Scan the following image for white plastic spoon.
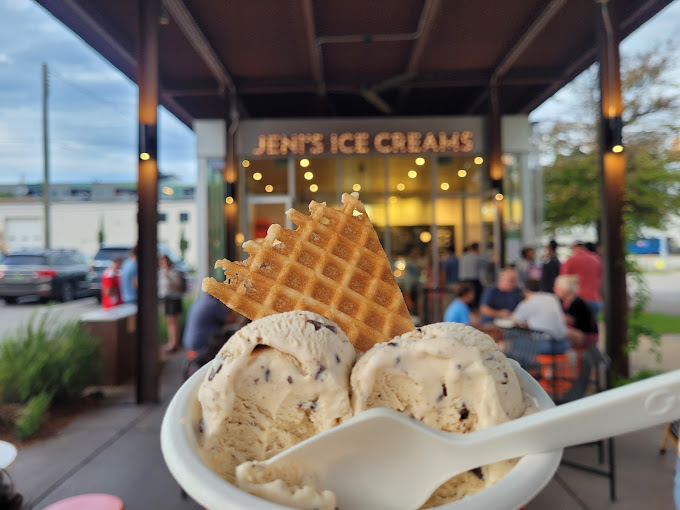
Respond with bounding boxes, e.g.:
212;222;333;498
264;369;680;510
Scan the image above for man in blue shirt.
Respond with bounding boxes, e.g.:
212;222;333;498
182;292;230;352
480;268;524;324
120;245;138;304
444;282;475;325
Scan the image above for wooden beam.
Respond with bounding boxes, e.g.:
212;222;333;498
468;0;567;113
398;0;442;110
596;0;628;377
519;49;595;113
136;0;160;404
301;0;326;98
162;0;234;93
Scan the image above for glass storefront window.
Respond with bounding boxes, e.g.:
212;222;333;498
502;154;522;227
294;158;337;210
437;155;483;193
244;158;288;195
207;159;226;280
340;156;386;233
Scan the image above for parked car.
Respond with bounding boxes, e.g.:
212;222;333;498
0;249;92;304
87;244;190;301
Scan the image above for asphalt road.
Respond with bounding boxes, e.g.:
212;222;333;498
0;296;100;341
643;272;680;315
0;272;676;341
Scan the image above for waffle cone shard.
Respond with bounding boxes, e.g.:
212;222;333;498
202;192;414;351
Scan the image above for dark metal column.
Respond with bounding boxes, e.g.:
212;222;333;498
224;93;239;261
488;84;506;268
596;0;628;377
136;0;160;403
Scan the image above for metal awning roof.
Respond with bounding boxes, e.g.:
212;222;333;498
36;0;670;125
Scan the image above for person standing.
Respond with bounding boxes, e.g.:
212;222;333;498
120;245;138;304
159;254;184;353
459;242;487;310
541;240;561;293
442;245;459;286
100;257;123;309
515;246;539;289
560;240;603;319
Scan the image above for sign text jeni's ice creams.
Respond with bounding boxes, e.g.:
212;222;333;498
251;130;474;156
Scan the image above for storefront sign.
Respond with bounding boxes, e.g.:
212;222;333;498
250;131;474;156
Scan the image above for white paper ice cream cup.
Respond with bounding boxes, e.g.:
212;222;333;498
161;362;562;510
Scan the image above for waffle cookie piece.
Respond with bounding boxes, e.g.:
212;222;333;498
202;193;414;351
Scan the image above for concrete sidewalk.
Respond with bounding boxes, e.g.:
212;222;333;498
8;354;202;510
7;353;678;510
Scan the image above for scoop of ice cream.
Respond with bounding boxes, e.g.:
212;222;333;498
236;459;336;510
196;311;356;483
350;322;531;506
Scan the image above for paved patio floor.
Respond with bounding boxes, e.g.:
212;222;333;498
7;353;678;510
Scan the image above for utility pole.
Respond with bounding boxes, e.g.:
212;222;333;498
42;63;51;249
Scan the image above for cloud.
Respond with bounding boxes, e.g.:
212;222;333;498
2;0;31;11
0;52;11;64
0;1;197;185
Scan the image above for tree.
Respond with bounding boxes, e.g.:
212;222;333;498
540;43;680;237
179;229;188;260
97;216;105;246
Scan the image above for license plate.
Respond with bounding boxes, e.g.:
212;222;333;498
11;274;25;281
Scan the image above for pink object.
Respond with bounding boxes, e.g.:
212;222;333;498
43;494;124;510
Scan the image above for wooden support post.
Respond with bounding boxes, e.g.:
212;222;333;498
596;0;628;377
136;0;160;403
488;84;506;268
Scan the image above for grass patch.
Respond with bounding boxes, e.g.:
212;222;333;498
642;313;680;335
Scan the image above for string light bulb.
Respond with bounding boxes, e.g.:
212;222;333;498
474;157;484;164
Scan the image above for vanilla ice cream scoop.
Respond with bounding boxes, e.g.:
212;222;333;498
196;311;356;484
350;322;532;507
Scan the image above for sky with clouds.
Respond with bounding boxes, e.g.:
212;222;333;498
0;0;679;185
0;0;195;184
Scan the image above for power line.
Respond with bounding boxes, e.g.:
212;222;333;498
48;68;135;121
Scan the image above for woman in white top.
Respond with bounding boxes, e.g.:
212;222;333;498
159;254;183;353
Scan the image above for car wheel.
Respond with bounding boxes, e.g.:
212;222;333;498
3;297;18;305
60;282;75;302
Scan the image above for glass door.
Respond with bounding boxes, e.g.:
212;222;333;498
246;195;293;241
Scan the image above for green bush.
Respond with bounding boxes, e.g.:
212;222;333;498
15;392;52;440
0;311;101;405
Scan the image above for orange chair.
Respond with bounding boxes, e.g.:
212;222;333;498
43;494;124;510
535;353;577;398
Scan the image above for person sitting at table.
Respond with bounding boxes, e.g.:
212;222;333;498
443;282;476;326
553;275;599;347
511;279;571;354
479;268;524;324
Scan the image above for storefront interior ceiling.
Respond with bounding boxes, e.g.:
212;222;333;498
37;0;671;124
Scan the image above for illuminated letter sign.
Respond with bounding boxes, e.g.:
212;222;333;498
251;131;474;156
